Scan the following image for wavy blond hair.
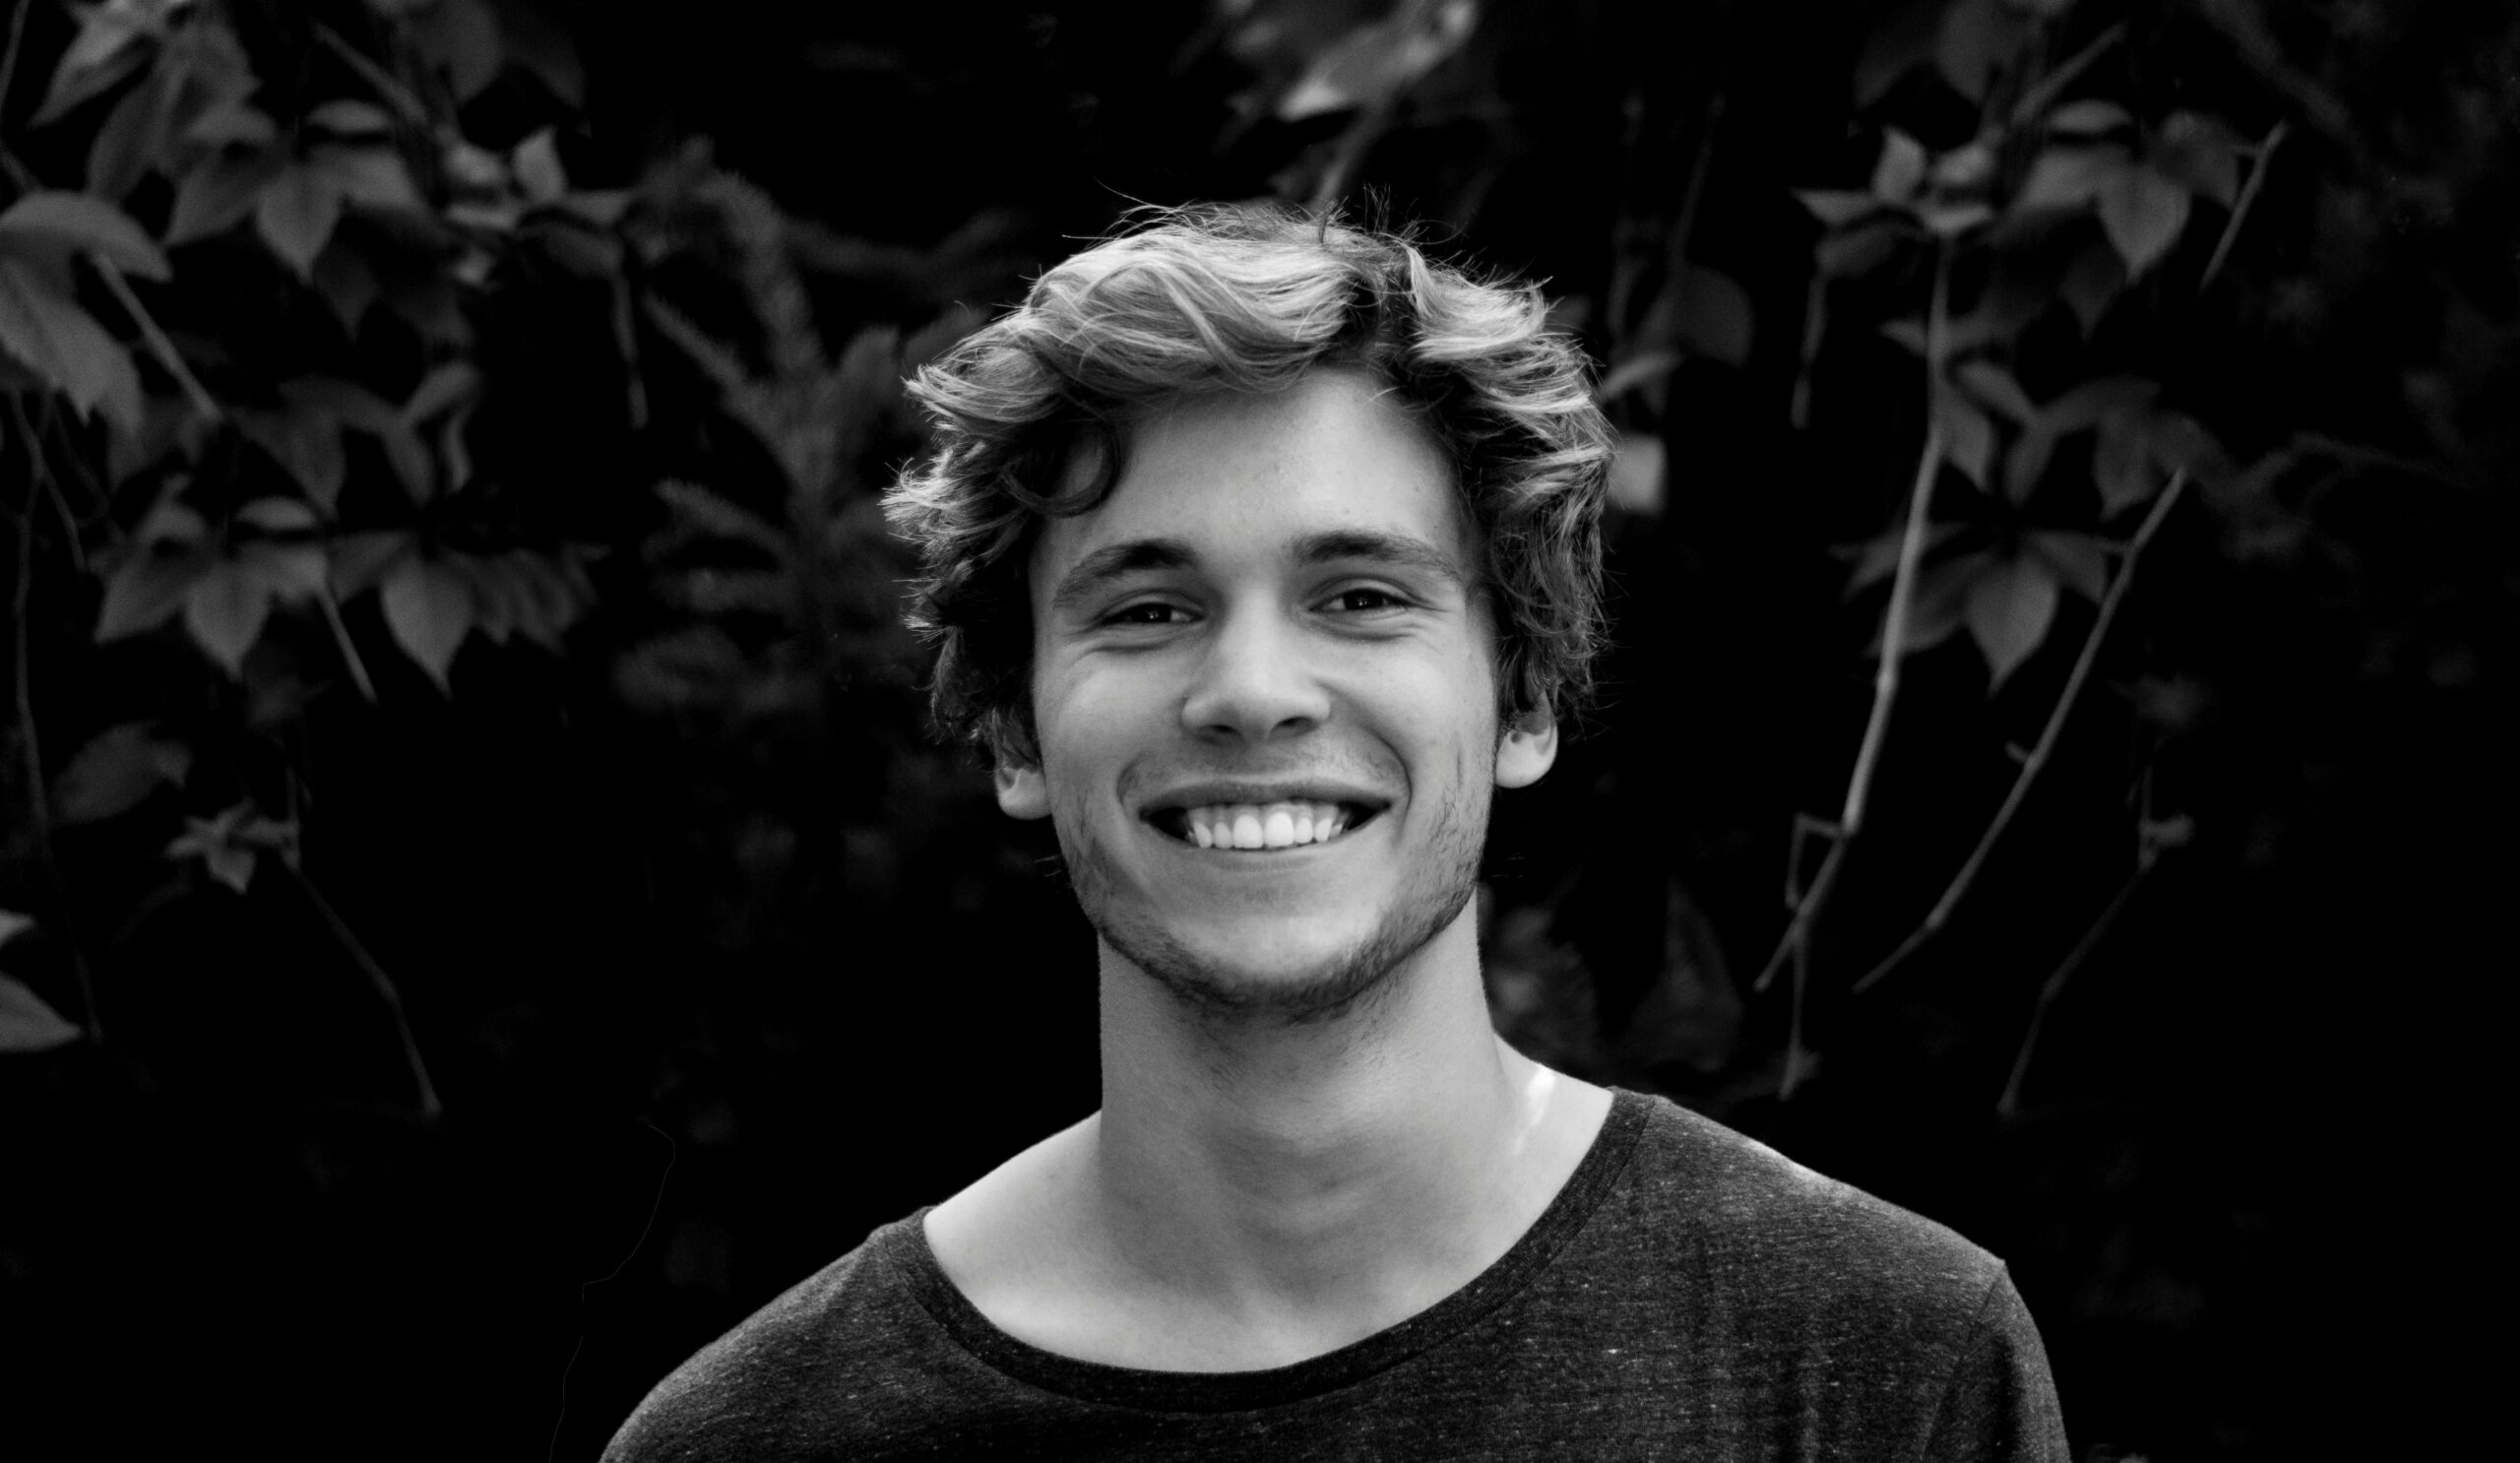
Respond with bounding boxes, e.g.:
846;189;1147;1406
884;204;1613;762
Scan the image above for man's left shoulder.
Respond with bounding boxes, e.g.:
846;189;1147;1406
1609;1093;2011;1334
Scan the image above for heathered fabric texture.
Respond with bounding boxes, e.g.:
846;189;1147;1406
604;1090;2067;1461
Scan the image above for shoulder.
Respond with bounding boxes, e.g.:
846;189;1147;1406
1607;1093;2009;1337
599;1217;939;1463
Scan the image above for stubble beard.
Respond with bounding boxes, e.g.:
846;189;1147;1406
1060;785;1490;1029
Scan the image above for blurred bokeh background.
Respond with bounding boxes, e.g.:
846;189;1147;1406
0;1;2506;1458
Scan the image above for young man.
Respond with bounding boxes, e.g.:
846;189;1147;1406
604;207;2068;1459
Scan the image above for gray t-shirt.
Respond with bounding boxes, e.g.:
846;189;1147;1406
603;1089;2067;1460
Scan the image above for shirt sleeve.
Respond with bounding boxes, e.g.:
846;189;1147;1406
1920;1268;2070;1463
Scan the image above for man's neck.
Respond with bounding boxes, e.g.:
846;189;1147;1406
1082;907;1606;1349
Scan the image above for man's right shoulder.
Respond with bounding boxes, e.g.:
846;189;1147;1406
599;1215;940;1463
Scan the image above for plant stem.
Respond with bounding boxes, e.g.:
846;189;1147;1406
1754;253;1951;994
285;859;441;1118
94;258;222;422
317;588;379;703
1998;859;2153;1115
312;21;430;125
1854;468;2190;994
2198;120;2289;291
2008;21;2128;127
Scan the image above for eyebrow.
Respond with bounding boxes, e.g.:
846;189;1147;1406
1046;529;1471;617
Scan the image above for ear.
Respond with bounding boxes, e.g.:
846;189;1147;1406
994;758;1052;820
1494;706;1559;790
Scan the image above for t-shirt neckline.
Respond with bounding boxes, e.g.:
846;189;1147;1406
886;1086;1653;1414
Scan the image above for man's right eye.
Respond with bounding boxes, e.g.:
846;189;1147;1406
1105;602;1188;626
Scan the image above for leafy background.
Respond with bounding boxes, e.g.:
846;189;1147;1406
0;1;2505;1458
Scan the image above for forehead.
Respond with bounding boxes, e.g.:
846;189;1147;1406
1031;369;1472;587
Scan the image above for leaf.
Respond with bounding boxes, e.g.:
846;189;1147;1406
311;241;380;332
165;805;268;894
0;192;173;281
1934;387;1994;488
2057;240;2124;335
2015;145;2128;214
1277;0;1477;120
329;531;415;598
166;150;285;244
237;407;346;512
1934;0;2030;103
2154;111;2240;207
2096;164;2191;278
236;497;320;533
404;361;480;422
1964;554;2060;691
239;541;330;603
183;557;277;676
307;98;395;137
0;976;84;1054
381;556;474;690
1892;548;1989;657
1596;349;1682;404
94;544;207;639
2003;422;2057;504
1839;520;1963;598
185;99;277;148
1795;190;1882;227
2093;411;2158;515
84;66;178;201
32;17;153;126
279;376;431;499
494;0;587;105
0;910;31;947
512;129;569;205
1608;431;1666;516
53;722;191;825
2048;99;2134;137
2028;531;2110;603
1815;218;1906;279
1870;130;1928;203
255;163;345;277
2042;375;2161;432
312;145;423;213
2145;411;2232;485
1667;265;1753;366
412;0;506;101
1918;201;1992;237
1956;360;2036;422
0;260;143;431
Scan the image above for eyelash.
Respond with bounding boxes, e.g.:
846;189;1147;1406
1100;587;1413;627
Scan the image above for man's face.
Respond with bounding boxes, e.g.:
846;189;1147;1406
1000;368;1557;1021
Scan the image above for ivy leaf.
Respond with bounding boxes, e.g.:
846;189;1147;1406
84;65;179;201
255;163;345;277
2015;145;2128;215
2094;411;2159;515
1964;553;2060;692
2028;531;2111;604
1933;387;1995;488
0;191;173;281
2003;422;2057;504
1277;0;1477;120
381;556;475;691
1639;263;1753;367
2042;375;2161;432
512;129;569;205
306;99;396;137
235;497;320;535
2057;240;2124;335
1607;431;1667;516
279;376;432;500
237;406;346;512
329;530;415;598
0;975;84;1054
32;9;156;125
1934;0;2030;104
1955;360;2036;422
164;802;294;894
1888;547;1990;658
2047;99;2134;138
185;99;277;148
2153;111;2240;207
1795;190;1883;227
1870;130;1928;203
410;0;507;102
163;149;277;244
2096;164;2191;278
1838;520;1963;598
53;721;192;825
1815;217;1906;279
182;556;278;677
95;541;208;640
311;241;381;332
1596;348;1681;405
313;144;424;213
0;260;142;431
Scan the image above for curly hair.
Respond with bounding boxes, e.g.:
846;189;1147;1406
884;203;1614;764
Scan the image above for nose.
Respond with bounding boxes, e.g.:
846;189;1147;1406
1179;605;1331;745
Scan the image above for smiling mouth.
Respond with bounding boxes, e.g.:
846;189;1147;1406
1147;800;1383;851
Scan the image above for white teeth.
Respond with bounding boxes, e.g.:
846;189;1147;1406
1174;800;1360;850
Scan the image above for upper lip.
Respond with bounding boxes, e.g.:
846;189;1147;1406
1136;780;1394;816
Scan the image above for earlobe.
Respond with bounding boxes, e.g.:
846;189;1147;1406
994;760;1052;820
1494;709;1559;790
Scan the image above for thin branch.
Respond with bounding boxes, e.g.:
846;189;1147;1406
284;860;441;1118
311;20;430;125
2188;0;2362;157
2008;21;2128;128
1781;935;1812;1100
1755;253;1951;994
1997;859;2153;1115
1854;468;2190;994
0;0;32;126
2198;120;2289;292
1789;272;1826;430
93;258;221;422
316;588;378;704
